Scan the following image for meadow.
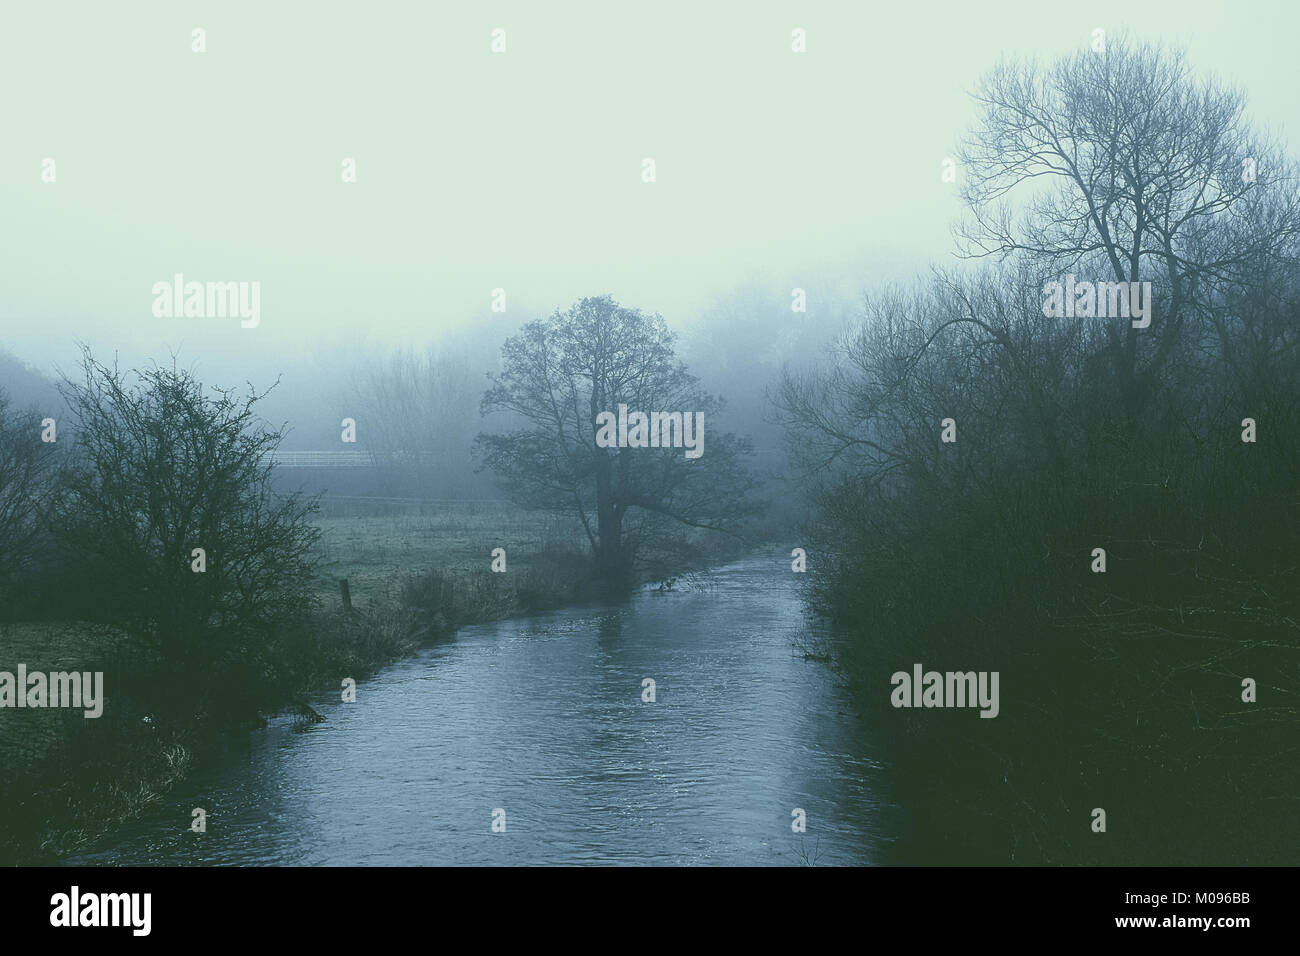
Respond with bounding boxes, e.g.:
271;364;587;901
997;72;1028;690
308;498;584;605
0;497;592;861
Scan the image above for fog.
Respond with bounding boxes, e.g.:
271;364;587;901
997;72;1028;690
3;3;1294;374
1;2;1297;471
4;0;1300;873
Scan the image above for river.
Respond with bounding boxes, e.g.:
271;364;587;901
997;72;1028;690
68;555;893;865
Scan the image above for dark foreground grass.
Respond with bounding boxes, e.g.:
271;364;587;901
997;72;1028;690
835;557;1300;865
0;501;728;863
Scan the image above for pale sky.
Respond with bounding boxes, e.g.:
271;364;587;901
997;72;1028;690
1;0;1296;385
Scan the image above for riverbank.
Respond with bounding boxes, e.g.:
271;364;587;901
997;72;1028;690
826;557;1300;865
0;500;747;864
67;555;874;866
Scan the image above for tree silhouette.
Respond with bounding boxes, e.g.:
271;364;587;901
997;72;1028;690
476;296;756;584
51;349;321;700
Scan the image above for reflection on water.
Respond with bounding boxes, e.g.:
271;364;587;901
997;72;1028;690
69;555;894;865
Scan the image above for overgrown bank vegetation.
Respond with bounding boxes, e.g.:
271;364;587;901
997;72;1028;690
0;502;604;863
779;38;1300;864
1;324;754;862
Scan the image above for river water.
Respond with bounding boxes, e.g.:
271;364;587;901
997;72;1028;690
69;555;893;865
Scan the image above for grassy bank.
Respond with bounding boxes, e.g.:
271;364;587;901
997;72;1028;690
1;499;726;863
824;535;1300;865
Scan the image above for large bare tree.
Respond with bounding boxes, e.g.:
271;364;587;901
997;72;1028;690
476;296;756;583
957;36;1300;420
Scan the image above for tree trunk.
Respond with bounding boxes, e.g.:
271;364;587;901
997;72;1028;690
593;457;629;586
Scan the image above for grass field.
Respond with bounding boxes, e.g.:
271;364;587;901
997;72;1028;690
0;495;742;860
309;498;587;605
0;499;585;776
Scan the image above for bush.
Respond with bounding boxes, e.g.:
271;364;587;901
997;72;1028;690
48;349;322;721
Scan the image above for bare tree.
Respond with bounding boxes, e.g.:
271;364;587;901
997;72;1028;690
0;390;59;598
52;349;321;672
773;37;1300;864
957;36;1300;419
347;344;485;497
476;296;757;583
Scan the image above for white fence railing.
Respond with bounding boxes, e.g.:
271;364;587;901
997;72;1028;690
267;450;377;468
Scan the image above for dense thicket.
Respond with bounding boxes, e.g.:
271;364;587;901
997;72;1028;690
778;39;1300;863
48;351;323;714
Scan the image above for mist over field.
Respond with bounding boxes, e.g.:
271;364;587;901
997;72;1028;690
1;1;1298;882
